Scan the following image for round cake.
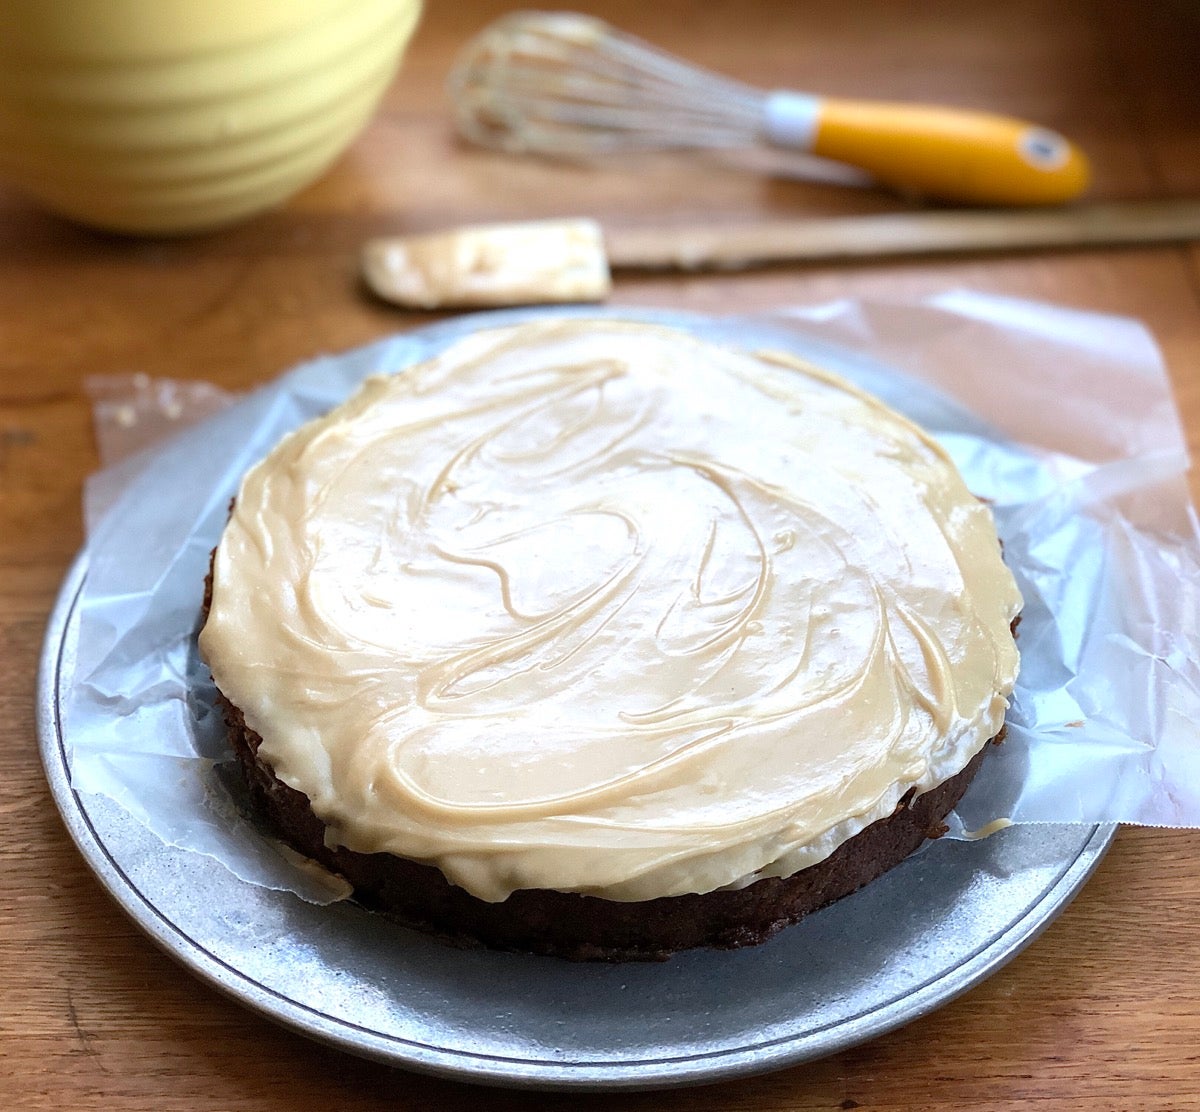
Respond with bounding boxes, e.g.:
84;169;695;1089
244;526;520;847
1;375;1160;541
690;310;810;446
198;319;1022;960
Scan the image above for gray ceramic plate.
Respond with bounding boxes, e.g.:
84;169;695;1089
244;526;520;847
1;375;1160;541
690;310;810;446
38;308;1115;1089
40;553;1113;1091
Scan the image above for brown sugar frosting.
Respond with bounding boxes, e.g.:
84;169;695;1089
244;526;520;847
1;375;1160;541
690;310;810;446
199;319;1021;903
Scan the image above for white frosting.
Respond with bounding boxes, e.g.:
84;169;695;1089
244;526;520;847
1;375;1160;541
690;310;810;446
361;219;611;309
200;320;1021;902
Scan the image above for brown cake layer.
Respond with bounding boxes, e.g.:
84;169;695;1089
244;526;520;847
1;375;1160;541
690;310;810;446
214;681;993;961
203;518;1011;962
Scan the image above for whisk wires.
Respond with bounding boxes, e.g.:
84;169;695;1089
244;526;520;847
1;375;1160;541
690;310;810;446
449;11;768;157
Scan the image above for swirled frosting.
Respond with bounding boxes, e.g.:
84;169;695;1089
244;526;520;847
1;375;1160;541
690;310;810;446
200;320;1021;903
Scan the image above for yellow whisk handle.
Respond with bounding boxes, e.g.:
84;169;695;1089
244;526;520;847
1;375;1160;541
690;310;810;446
764;92;1089;205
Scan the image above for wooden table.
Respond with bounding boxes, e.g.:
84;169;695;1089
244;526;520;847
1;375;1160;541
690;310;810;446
3;2;1198;1108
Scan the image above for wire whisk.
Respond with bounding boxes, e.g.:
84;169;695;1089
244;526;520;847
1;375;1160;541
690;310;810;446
449;11;1090;205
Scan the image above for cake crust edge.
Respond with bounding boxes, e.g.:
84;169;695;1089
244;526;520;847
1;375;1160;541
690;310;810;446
219;687;992;961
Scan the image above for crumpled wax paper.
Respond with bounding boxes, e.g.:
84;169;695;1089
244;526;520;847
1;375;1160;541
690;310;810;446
59;293;1200;902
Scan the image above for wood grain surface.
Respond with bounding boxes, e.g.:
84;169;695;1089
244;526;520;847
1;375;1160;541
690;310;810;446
2;2;1199;1109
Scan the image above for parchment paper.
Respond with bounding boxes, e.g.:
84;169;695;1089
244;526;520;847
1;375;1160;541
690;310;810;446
60;294;1200;902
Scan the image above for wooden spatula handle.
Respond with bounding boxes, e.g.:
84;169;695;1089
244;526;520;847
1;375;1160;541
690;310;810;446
603;200;1200;270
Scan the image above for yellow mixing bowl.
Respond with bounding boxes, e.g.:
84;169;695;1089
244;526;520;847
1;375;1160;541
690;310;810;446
0;0;422;234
